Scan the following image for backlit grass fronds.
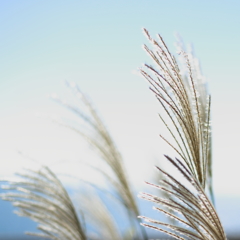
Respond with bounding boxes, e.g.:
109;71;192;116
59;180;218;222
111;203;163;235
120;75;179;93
176;40;213;201
51;82;147;240
140;29;212;195
1;166;86;240
139;156;227;240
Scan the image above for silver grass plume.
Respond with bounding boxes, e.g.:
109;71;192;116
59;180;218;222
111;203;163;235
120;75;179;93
51;82;147;240
175;38;213;203
140;28;212;197
1;166;86;240
138;29;226;239
138;156;226;240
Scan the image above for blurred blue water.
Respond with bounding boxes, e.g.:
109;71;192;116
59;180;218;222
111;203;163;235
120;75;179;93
0;198;38;238
0;187;239;238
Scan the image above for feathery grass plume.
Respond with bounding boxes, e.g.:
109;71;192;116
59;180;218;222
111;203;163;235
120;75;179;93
138;29;225;239
139;156;227;240
51;82;147;240
1;166;86;240
140;28;212;199
175;38;214;203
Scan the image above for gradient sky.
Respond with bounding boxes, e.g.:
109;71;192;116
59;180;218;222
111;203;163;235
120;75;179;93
1;0;240;200
1;0;240;236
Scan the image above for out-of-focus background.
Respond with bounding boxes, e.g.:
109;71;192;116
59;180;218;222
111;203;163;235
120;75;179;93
0;1;240;239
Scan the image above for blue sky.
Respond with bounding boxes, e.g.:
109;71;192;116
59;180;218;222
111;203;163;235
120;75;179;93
0;0;240;235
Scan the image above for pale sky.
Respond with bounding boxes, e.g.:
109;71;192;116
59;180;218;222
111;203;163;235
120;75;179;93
1;0;240;202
